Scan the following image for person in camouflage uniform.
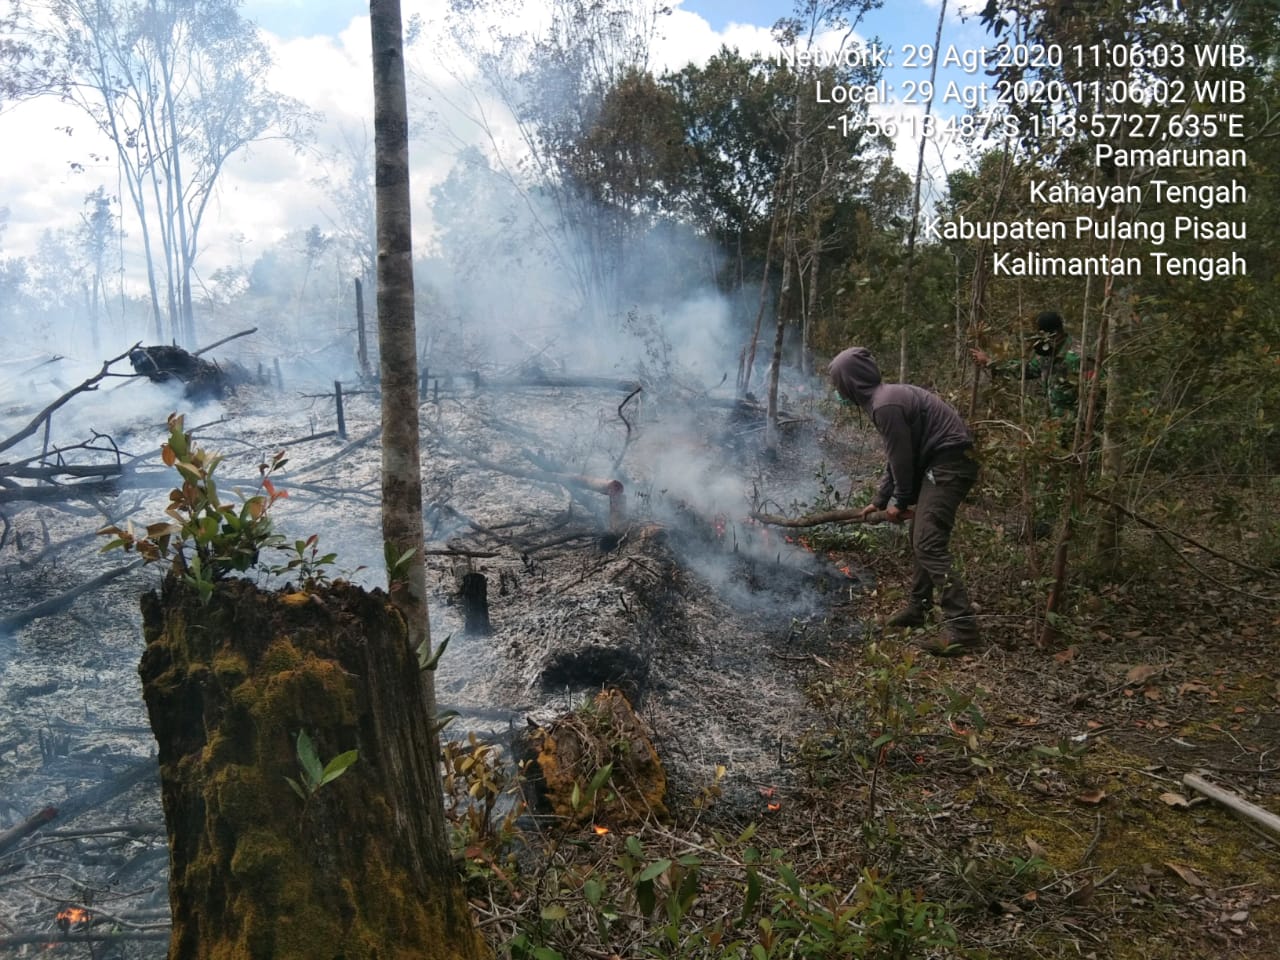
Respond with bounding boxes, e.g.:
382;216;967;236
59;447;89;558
972;311;1086;419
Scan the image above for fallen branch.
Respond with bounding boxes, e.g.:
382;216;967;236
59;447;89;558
1086;493;1278;580
750;509;892;528
1182;773;1280;836
0;806;57;856
0;560;142;633
0;345;139;456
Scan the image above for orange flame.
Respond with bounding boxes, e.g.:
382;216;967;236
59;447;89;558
766;802;782;813
56;907;91;931
593;825;610;835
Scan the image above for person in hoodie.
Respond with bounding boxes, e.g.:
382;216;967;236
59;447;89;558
828;346;981;655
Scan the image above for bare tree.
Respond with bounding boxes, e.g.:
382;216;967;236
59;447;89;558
37;0;314;343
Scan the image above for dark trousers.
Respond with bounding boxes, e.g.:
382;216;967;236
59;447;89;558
909;457;979;638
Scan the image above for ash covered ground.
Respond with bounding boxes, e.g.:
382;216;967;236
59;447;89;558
0;359;883;952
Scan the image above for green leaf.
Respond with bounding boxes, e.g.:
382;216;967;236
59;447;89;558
635;877;656;916
296;730;323;787
532;948;565;960
284;777;308;801
418;633;451;671
587;762;614;795
638;858;672;882
539;904;567;922
431;710;459;735
583;878;603;906
741;868;761;922
871;732;895;749
319;750;358;785
625;835;643;858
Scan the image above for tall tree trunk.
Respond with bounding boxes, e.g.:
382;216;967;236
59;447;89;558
764;210;794;457
740;185;781;398
370;0;488;953
899;0;946;381
1095;294;1131;574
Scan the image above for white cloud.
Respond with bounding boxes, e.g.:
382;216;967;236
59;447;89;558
0;0;951;313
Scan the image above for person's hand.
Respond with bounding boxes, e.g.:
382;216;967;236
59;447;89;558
885;503;913;523
856;503;878;520
970;348;991;367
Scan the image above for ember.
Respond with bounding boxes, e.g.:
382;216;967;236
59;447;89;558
55;907;91;932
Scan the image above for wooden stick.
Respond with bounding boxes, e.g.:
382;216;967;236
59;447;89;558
750;509;892;528
1182;773;1280;836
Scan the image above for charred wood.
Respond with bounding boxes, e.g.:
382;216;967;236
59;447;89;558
460;572;491;636
128;344;252;400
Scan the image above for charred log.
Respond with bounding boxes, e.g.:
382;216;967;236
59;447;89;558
139;576;484;960
127;345;250;400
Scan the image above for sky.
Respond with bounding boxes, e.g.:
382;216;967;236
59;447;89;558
0;0;995;311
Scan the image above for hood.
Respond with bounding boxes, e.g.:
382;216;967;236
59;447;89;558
828;347;882;407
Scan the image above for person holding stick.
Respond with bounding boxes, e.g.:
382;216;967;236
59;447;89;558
829;346;981;656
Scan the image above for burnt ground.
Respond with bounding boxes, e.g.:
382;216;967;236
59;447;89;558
1;374;1277;959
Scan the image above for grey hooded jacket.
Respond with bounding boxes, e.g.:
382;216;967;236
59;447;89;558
829;347;973;509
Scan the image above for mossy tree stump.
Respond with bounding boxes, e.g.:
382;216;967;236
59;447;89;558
139;576;489;960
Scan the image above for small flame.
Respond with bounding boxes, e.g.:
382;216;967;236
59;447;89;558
593;825;610;835
56;907;91;931
766;802;782;813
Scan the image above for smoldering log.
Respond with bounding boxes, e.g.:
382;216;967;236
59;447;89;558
751;508;892;528
128;345;240;400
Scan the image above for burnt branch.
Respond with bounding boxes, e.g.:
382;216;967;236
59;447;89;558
0;344;139;457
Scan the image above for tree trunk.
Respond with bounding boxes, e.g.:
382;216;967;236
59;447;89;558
139;577;487;960
764;210;794;457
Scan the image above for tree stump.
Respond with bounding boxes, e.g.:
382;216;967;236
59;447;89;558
139;576;488;960
459;572;491;637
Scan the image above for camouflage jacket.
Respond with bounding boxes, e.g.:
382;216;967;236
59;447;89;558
990;340;1085;418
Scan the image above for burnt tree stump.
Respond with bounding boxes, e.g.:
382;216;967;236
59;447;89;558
459;572;491;637
139;576;486;960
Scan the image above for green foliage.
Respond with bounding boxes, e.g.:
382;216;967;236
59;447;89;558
384;540;416;592
441;731;527;889
269;533;338;590
99;413;290;603
504;828;962;959
284;729;358;802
